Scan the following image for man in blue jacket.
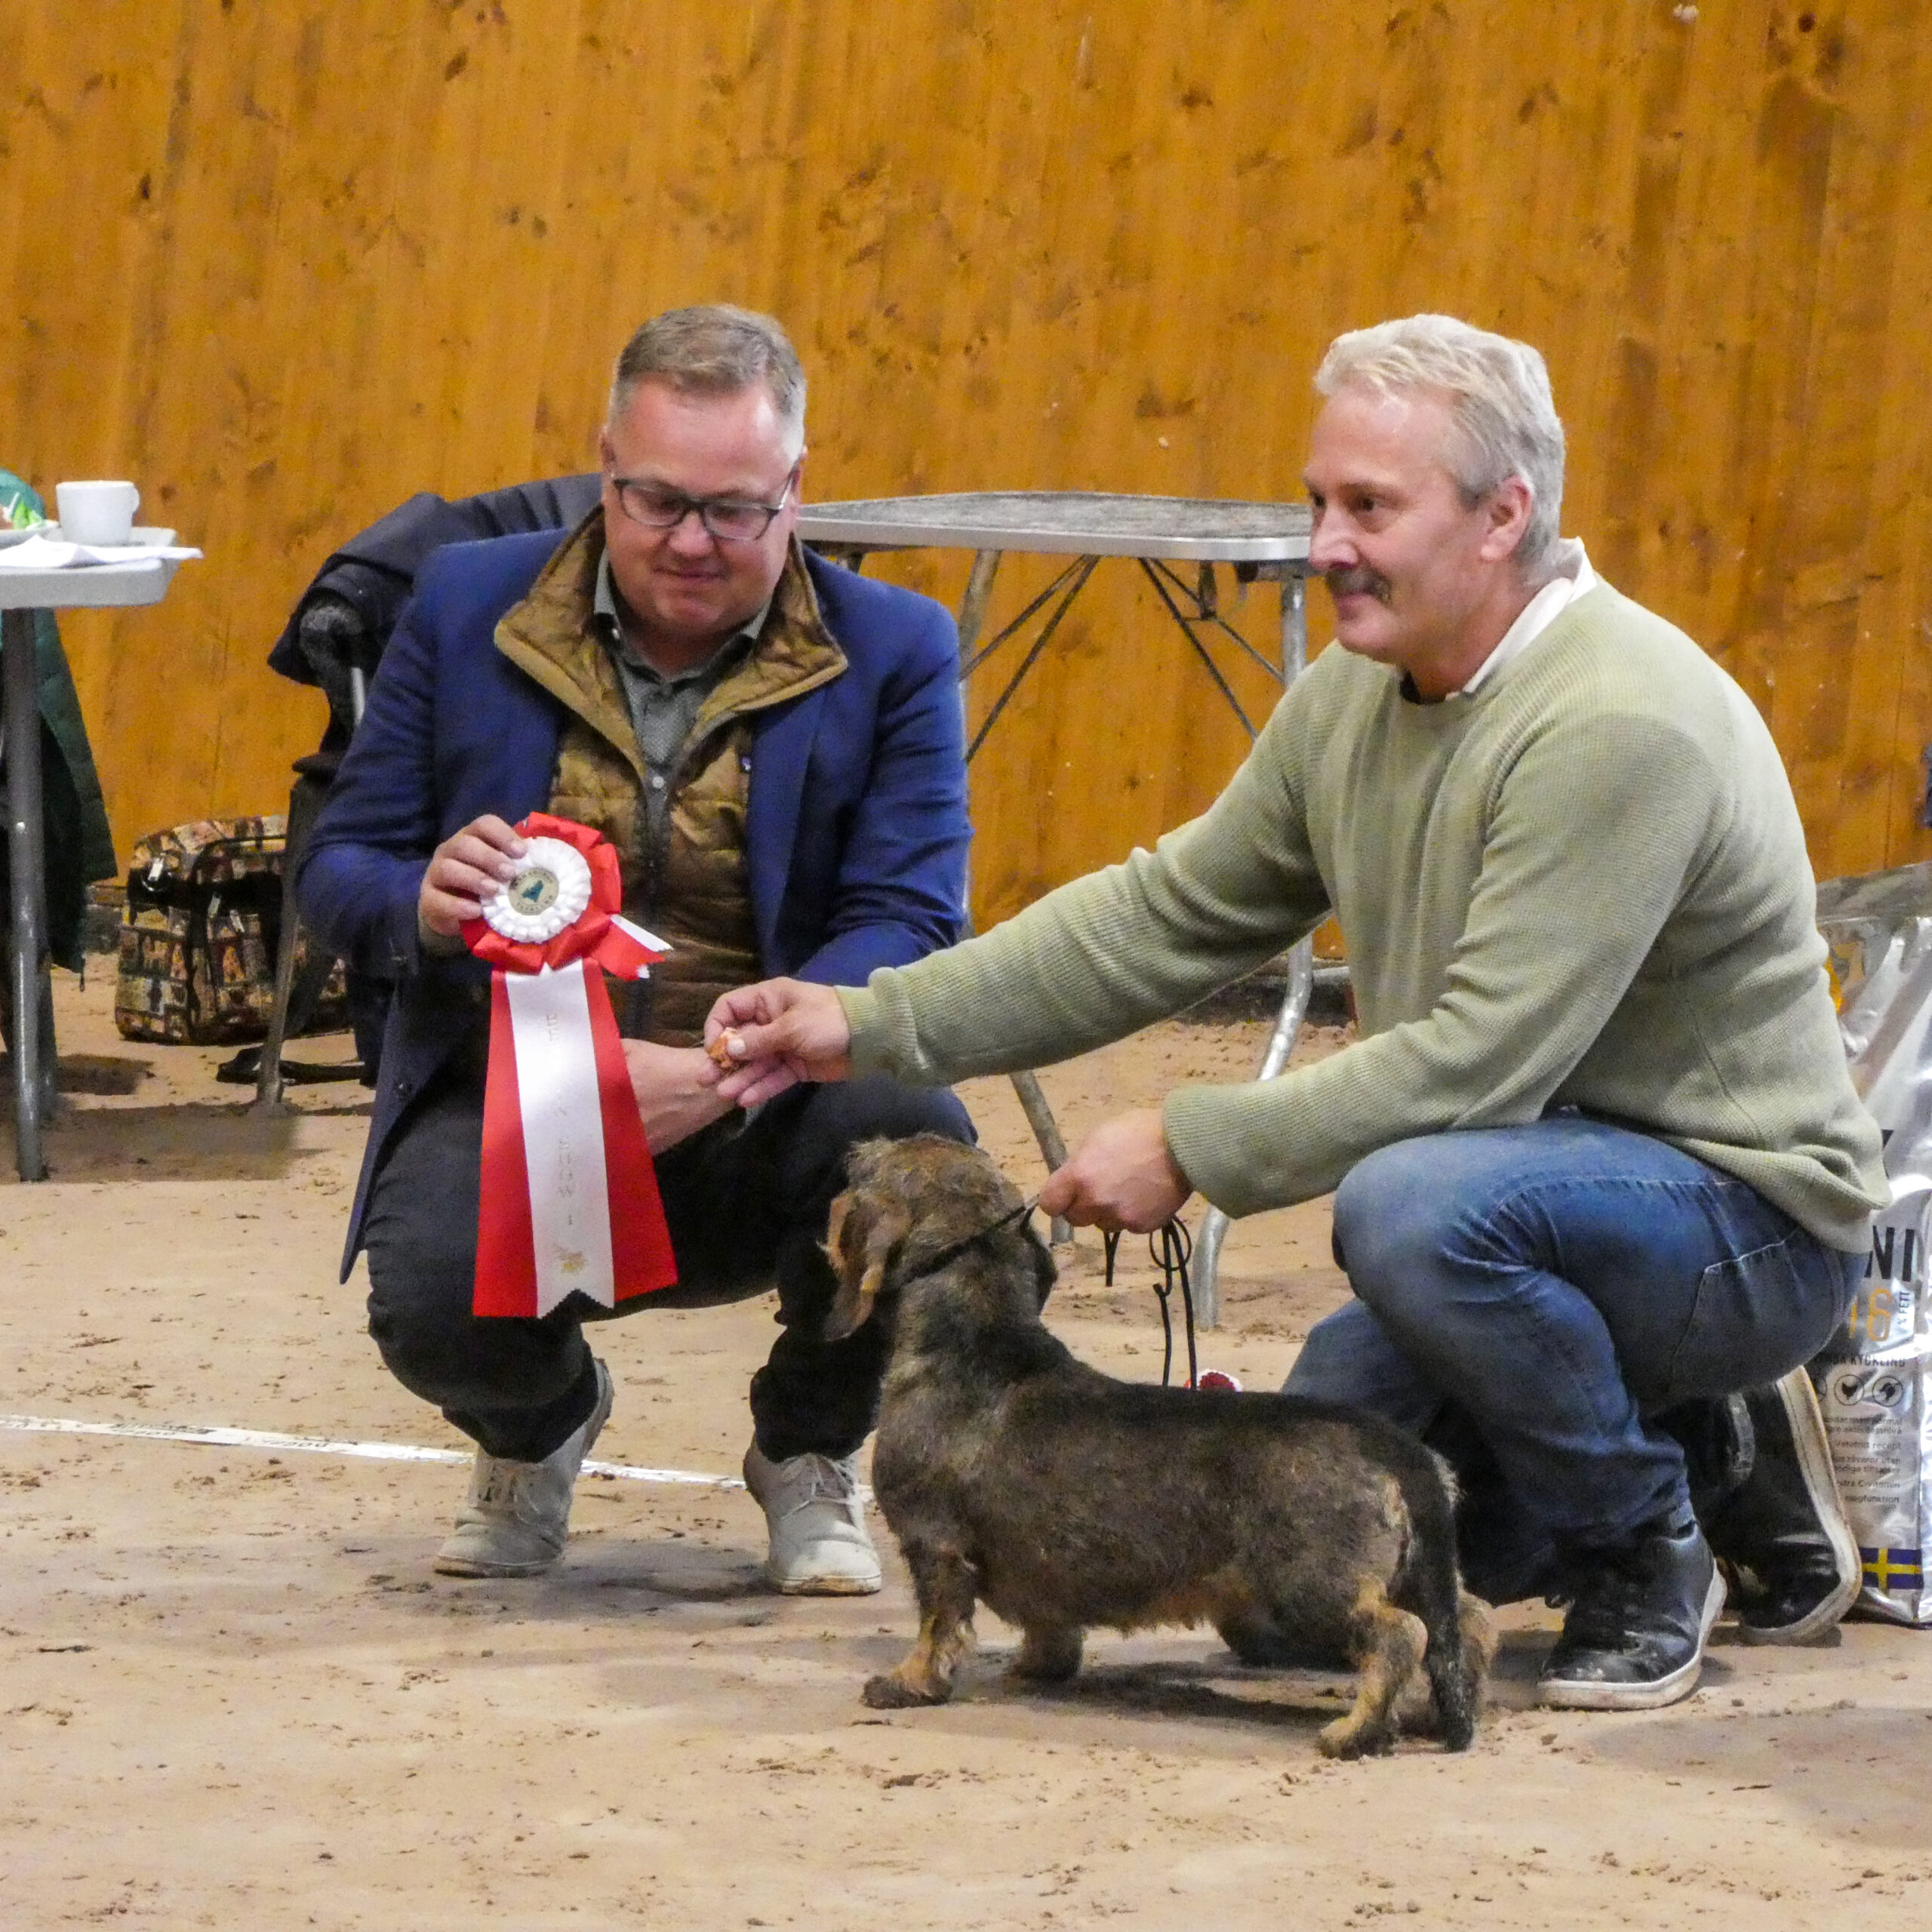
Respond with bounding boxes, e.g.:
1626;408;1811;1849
300;306;973;1591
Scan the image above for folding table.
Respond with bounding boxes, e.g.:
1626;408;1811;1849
796;491;1315;1324
1;537;195;1180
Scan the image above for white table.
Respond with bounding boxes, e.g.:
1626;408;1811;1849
1;539;192;1180
795;492;1315;1324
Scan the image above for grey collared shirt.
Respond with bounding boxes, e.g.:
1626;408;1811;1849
592;550;771;851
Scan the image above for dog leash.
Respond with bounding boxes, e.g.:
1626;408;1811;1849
883;1193;1041;1293
1103;1219;1221;1389
896;1197;1234;1393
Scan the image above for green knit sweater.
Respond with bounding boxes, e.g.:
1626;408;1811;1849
843;583;1887;1252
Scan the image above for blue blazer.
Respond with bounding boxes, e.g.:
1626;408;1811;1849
299;533;971;1269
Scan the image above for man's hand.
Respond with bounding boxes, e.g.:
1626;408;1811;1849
1038;1109;1193;1232
419;815;526;938
704;979;854;1106
622;1041;731;1155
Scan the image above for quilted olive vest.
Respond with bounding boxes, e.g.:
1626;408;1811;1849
491;515;845;1044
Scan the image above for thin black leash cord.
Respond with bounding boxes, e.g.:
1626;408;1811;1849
884;1194;1039;1293
1103;1220;1197;1388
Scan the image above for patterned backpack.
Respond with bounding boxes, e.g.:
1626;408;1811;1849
113;816;346;1045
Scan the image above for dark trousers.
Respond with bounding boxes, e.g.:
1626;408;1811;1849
363;1057;974;1463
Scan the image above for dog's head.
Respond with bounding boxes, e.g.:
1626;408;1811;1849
821;1135;1054;1341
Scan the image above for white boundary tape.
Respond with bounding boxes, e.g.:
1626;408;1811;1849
0;1413;744;1491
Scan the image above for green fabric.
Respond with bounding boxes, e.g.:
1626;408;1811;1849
1;469;119;968
843;580;1888;1252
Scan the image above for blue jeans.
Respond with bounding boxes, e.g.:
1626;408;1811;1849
1283;1118;1862;1602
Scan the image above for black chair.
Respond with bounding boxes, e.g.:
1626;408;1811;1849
245;475;601;1108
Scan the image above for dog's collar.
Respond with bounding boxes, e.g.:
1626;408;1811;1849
886;1195;1038;1292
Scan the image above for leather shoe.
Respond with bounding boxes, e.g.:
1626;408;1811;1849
1538;1518;1724;1710
1700;1370;1860;1644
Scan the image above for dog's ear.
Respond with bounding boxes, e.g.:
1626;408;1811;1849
820;1189;913;1342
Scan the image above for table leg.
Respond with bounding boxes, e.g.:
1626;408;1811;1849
2;606;51;1180
1010;1069;1073;1246
1279;568;1307;680
949;548;1075;1244
1134;558;1265;740
955;548;1001;659
1193;571;1312;1327
1191;943;1313;1330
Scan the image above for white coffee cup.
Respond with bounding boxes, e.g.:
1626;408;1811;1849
56;479;140;546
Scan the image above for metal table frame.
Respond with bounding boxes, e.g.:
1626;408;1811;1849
1;542;192;1180
795;492;1314;1325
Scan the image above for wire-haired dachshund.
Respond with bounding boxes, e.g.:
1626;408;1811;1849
823;1135;1493;1758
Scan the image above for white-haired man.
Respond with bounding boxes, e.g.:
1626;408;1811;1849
706;315;1886;1711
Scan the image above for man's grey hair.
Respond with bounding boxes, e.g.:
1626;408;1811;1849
608;304;807;464
1315;315;1566;579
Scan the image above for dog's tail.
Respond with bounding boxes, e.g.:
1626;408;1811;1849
1388;1441;1485;1752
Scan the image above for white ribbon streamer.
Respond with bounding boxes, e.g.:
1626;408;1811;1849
608;912;671;970
503;964;616;1314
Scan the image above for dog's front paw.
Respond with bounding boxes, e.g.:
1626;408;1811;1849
1316;1714;1398;1761
863;1671;950;1709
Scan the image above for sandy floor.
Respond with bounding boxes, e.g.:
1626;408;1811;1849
3;970;1930;1930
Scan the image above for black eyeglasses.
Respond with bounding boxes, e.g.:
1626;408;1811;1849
607;472;795;543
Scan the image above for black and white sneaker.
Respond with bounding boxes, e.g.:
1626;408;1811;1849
1537;1518;1725;1711
1703;1369;1861;1644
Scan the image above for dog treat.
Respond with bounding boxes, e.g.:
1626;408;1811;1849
706;1027;746;1071
1816;866;1932;1625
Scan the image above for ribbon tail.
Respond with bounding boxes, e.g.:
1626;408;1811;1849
594;913;672;981
474;971;540;1317
502;963;620;1316
582;970;679;1302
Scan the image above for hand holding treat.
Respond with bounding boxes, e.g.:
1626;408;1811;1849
704;980;854;1106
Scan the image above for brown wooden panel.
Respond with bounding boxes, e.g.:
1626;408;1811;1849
2;0;1927;925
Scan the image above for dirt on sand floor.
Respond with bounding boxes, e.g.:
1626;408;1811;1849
2;969;1929;1930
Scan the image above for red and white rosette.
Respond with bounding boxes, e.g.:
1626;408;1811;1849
460;812;679;1318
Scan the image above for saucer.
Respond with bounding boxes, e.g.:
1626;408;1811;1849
25;523;178;549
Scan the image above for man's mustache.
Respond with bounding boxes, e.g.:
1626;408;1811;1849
1325;565;1392;602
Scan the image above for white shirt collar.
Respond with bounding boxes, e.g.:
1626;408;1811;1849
1451;538;1597;697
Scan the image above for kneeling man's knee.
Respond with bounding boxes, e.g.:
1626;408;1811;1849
1331;1139;1466;1315
366;1278;477;1408
812;1075;974;1153
367;1269;578;1417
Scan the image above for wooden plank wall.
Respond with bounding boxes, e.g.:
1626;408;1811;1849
3;1;1927;926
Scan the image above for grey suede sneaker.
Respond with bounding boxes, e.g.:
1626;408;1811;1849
434;1361;614;1577
743;1441;882;1595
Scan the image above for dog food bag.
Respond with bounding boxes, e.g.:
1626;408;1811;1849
1814;860;1932;1624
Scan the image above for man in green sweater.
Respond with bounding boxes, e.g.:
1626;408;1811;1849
704;315;1887;1712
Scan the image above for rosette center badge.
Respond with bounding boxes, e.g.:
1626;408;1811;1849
483;836;595;946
